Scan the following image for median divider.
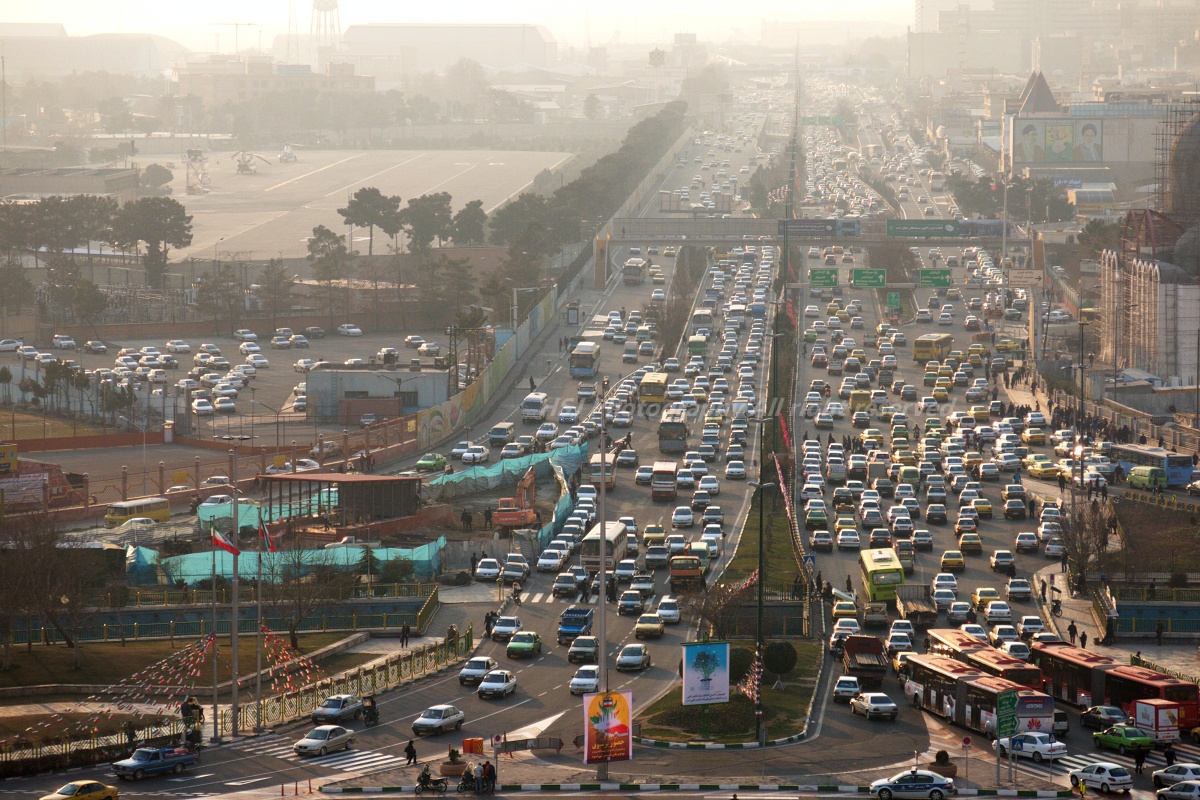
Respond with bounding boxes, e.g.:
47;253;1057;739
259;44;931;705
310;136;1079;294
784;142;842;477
320;784;1074;795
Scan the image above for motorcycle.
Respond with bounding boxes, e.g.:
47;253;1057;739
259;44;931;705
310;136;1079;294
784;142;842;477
416;774;448;794
456;774;494;794
362;694;379;727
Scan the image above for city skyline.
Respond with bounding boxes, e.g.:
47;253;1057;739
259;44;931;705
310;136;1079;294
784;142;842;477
4;0;912;52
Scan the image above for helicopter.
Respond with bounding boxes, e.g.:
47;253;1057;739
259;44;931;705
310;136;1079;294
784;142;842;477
279;143;299;163
231;151;273;175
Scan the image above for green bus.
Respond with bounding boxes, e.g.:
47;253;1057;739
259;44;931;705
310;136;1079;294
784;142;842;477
859;548;906;602
687;335;708;357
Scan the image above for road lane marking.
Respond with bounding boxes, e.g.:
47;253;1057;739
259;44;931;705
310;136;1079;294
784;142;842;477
264;154;364;192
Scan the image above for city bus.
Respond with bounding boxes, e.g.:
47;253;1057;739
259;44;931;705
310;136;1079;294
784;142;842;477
521;392;549;422
925;628;990;660
1104;665;1200;728
651;461;679;500
622;257;647;285
580;521;629;573
905;655;1054;736
930;171;946;191
658;408;690;454
964;648;1044;690
104;497;171;528
912;333;953;363
588;452;616;491
1110;444;1194;488
858;548;906;602
638;372;669;405
1029;643;1119;707
687;335;708;357
690;309;714;335
569;341;602;378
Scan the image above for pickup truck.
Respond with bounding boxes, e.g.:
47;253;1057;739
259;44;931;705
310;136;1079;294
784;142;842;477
862;602;890;629
895;584;939;628
112;747;197;780
577;383;597;403
557;606;594;644
841;635;889;690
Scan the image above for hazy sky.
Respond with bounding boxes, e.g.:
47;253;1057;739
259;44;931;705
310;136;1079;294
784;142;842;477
7;0;910;51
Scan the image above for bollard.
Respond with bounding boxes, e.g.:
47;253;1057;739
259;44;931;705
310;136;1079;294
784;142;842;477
281;784;285;796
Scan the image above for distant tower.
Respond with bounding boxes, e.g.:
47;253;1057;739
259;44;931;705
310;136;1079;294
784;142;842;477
311;0;341;48
286;0;300;60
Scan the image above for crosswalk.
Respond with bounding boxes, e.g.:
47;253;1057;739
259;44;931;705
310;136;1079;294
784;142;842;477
235;733;404;774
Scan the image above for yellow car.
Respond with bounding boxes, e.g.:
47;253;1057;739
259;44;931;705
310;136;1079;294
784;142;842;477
932;387;950;403
958;533;984;554
968;343;987;356
705;408;725;424
970;406;991;423
940;549;966;571
967;354;984;369
938;365;954;378
836;309;851;323
996;338;1022;352
826;302;841;315
851;349;867;361
1022;428;1046;445
894;450;917;466
40;782;119;800
691;387;709;404
948;350;965;362
643;524;666;547
971;498;993;518
964;452;983;470
935;377;953;390
1029;461;1062;479
861;428;883;445
947;288;962;299
634;613;666;639
971;587;1001;611
833;601;859;619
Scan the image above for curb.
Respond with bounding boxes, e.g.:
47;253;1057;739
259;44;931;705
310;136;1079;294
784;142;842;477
320;785;1073;796
631;732;807;749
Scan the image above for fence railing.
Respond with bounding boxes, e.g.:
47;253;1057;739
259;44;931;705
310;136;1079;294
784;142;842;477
1113;586;1200;603
217;624;472;736
1132;653;1200;685
14;586;438;645
101;581;437;608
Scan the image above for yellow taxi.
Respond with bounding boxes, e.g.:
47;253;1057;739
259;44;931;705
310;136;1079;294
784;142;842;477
634;613;666;639
969;405;990;422
1029;461;1062;479
691;387;709;404
652;272;666;285
836;309;852;323
937;365;955;379
940;549;966;571
958;533;984;554
996;338;1022;352
1024;452;1053;468
947;288;962;299
1022;428;1046;445
966;354;983;369
963;451;983;470
826;302;842;315
967;343;987;356
705;407;725;424
894;450;917;466
40;782;119;800
971;497;993;518
851;349;867;362
832;601;859;619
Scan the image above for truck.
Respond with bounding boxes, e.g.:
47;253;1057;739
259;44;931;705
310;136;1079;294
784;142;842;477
841;635;889;690
862;602;890;629
895;585;939;628
112;747;198;780
1133;699;1182;744
668;555;704;592
557;606;595;644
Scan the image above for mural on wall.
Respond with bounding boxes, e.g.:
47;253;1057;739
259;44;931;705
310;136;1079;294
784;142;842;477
1009;118;1104;164
417;292;556;449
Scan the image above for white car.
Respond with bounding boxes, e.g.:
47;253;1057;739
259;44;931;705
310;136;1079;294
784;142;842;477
724;460;746;479
337;323;363;336
558;405;578;424
698;476;720;495
462;445;491;464
294;359;317;372
165;340;191;353
985;601;1012;624
246;354;269;368
233;329;258;342
458;656;499;686
671;506;694;528
570;665;601;695
1069;763;1133;793
474;559;501;581
450;441;473;459
238;341;262;355
536;549;566;572
192;398;214;415
993;731;1067;762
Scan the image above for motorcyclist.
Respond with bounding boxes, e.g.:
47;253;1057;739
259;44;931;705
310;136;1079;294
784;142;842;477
419;764;435;787
511;582;522;606
363;695;378;725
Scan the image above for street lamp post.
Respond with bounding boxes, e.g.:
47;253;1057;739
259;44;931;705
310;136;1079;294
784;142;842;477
251;399;282;450
748;479;776;743
119;414;148;495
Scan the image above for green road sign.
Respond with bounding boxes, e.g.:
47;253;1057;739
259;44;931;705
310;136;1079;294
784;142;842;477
852;269;886;288
887;292;901;309
887;219;960;238
998;689;1019;738
920;269;953;288
808;268;839;287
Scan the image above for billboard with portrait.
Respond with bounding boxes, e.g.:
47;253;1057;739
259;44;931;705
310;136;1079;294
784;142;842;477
681;641;730;706
1009;118;1104;164
582;691;633;764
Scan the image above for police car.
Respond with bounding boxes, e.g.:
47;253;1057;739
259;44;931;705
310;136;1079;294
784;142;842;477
870;770;957;800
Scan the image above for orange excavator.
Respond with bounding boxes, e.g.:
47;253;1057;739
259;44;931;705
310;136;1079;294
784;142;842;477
494;467;538;529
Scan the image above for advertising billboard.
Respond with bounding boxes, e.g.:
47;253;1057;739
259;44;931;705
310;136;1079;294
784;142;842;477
582;691;633;764
1010;118;1103;164
682;641;730;706
887;220;959;238
778;219;836;237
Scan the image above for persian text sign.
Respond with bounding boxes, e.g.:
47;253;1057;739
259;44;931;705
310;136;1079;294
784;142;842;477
682;641;730;706
583;691;633;764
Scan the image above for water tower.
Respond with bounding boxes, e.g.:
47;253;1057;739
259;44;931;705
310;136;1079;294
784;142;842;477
311;0;341;47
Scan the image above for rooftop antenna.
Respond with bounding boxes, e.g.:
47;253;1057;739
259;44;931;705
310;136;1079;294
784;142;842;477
215;22;257;56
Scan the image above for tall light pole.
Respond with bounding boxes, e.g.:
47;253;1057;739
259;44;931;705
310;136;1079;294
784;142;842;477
251;398;282;450
748;479;775;743
377;374;406;422
119;414;148;495
595;418;611;781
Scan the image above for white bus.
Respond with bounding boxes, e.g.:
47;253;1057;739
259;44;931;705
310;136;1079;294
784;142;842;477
521;392;549;422
580;521;629;574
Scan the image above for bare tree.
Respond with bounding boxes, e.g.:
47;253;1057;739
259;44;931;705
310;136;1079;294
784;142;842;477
259;537;356;649
1061;498;1115;589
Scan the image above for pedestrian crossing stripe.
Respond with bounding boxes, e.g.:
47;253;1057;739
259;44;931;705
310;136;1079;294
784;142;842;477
991;740;1200;777
236;735;403;773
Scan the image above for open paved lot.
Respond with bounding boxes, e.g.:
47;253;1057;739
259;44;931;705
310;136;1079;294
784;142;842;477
168;149;572;263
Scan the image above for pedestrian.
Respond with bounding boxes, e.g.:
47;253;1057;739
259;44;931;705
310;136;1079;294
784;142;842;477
1165;742;1177;766
529;376;536;392
845;574;853;594
405;739;418;765
470;553;478;574
1087;482;1093;501
1156;619;1165;646
1061;550;1068;573
1105;617;1115;646
815;570;823;593
1080;630;1088;649
461;509;471;532
792;574;802;600
1028;497;1035;516
474;761;485;793
401;621;411;648
1135;747;1146;774
483;761;496;790
1040;579;1048;603
483;508;493;529
1149;579;1157;600
484;612;494;638
1067;620;1078;645
1101;484;1108;502
1058;473;1067;494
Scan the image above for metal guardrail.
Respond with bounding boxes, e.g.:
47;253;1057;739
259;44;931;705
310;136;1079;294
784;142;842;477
98;581;437;608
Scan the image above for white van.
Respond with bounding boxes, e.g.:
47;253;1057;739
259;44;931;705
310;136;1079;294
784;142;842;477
521;392;549;422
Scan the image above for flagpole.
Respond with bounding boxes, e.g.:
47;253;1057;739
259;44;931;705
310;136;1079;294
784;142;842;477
230;449;240;736
255;516;264;731
211;538;218;743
